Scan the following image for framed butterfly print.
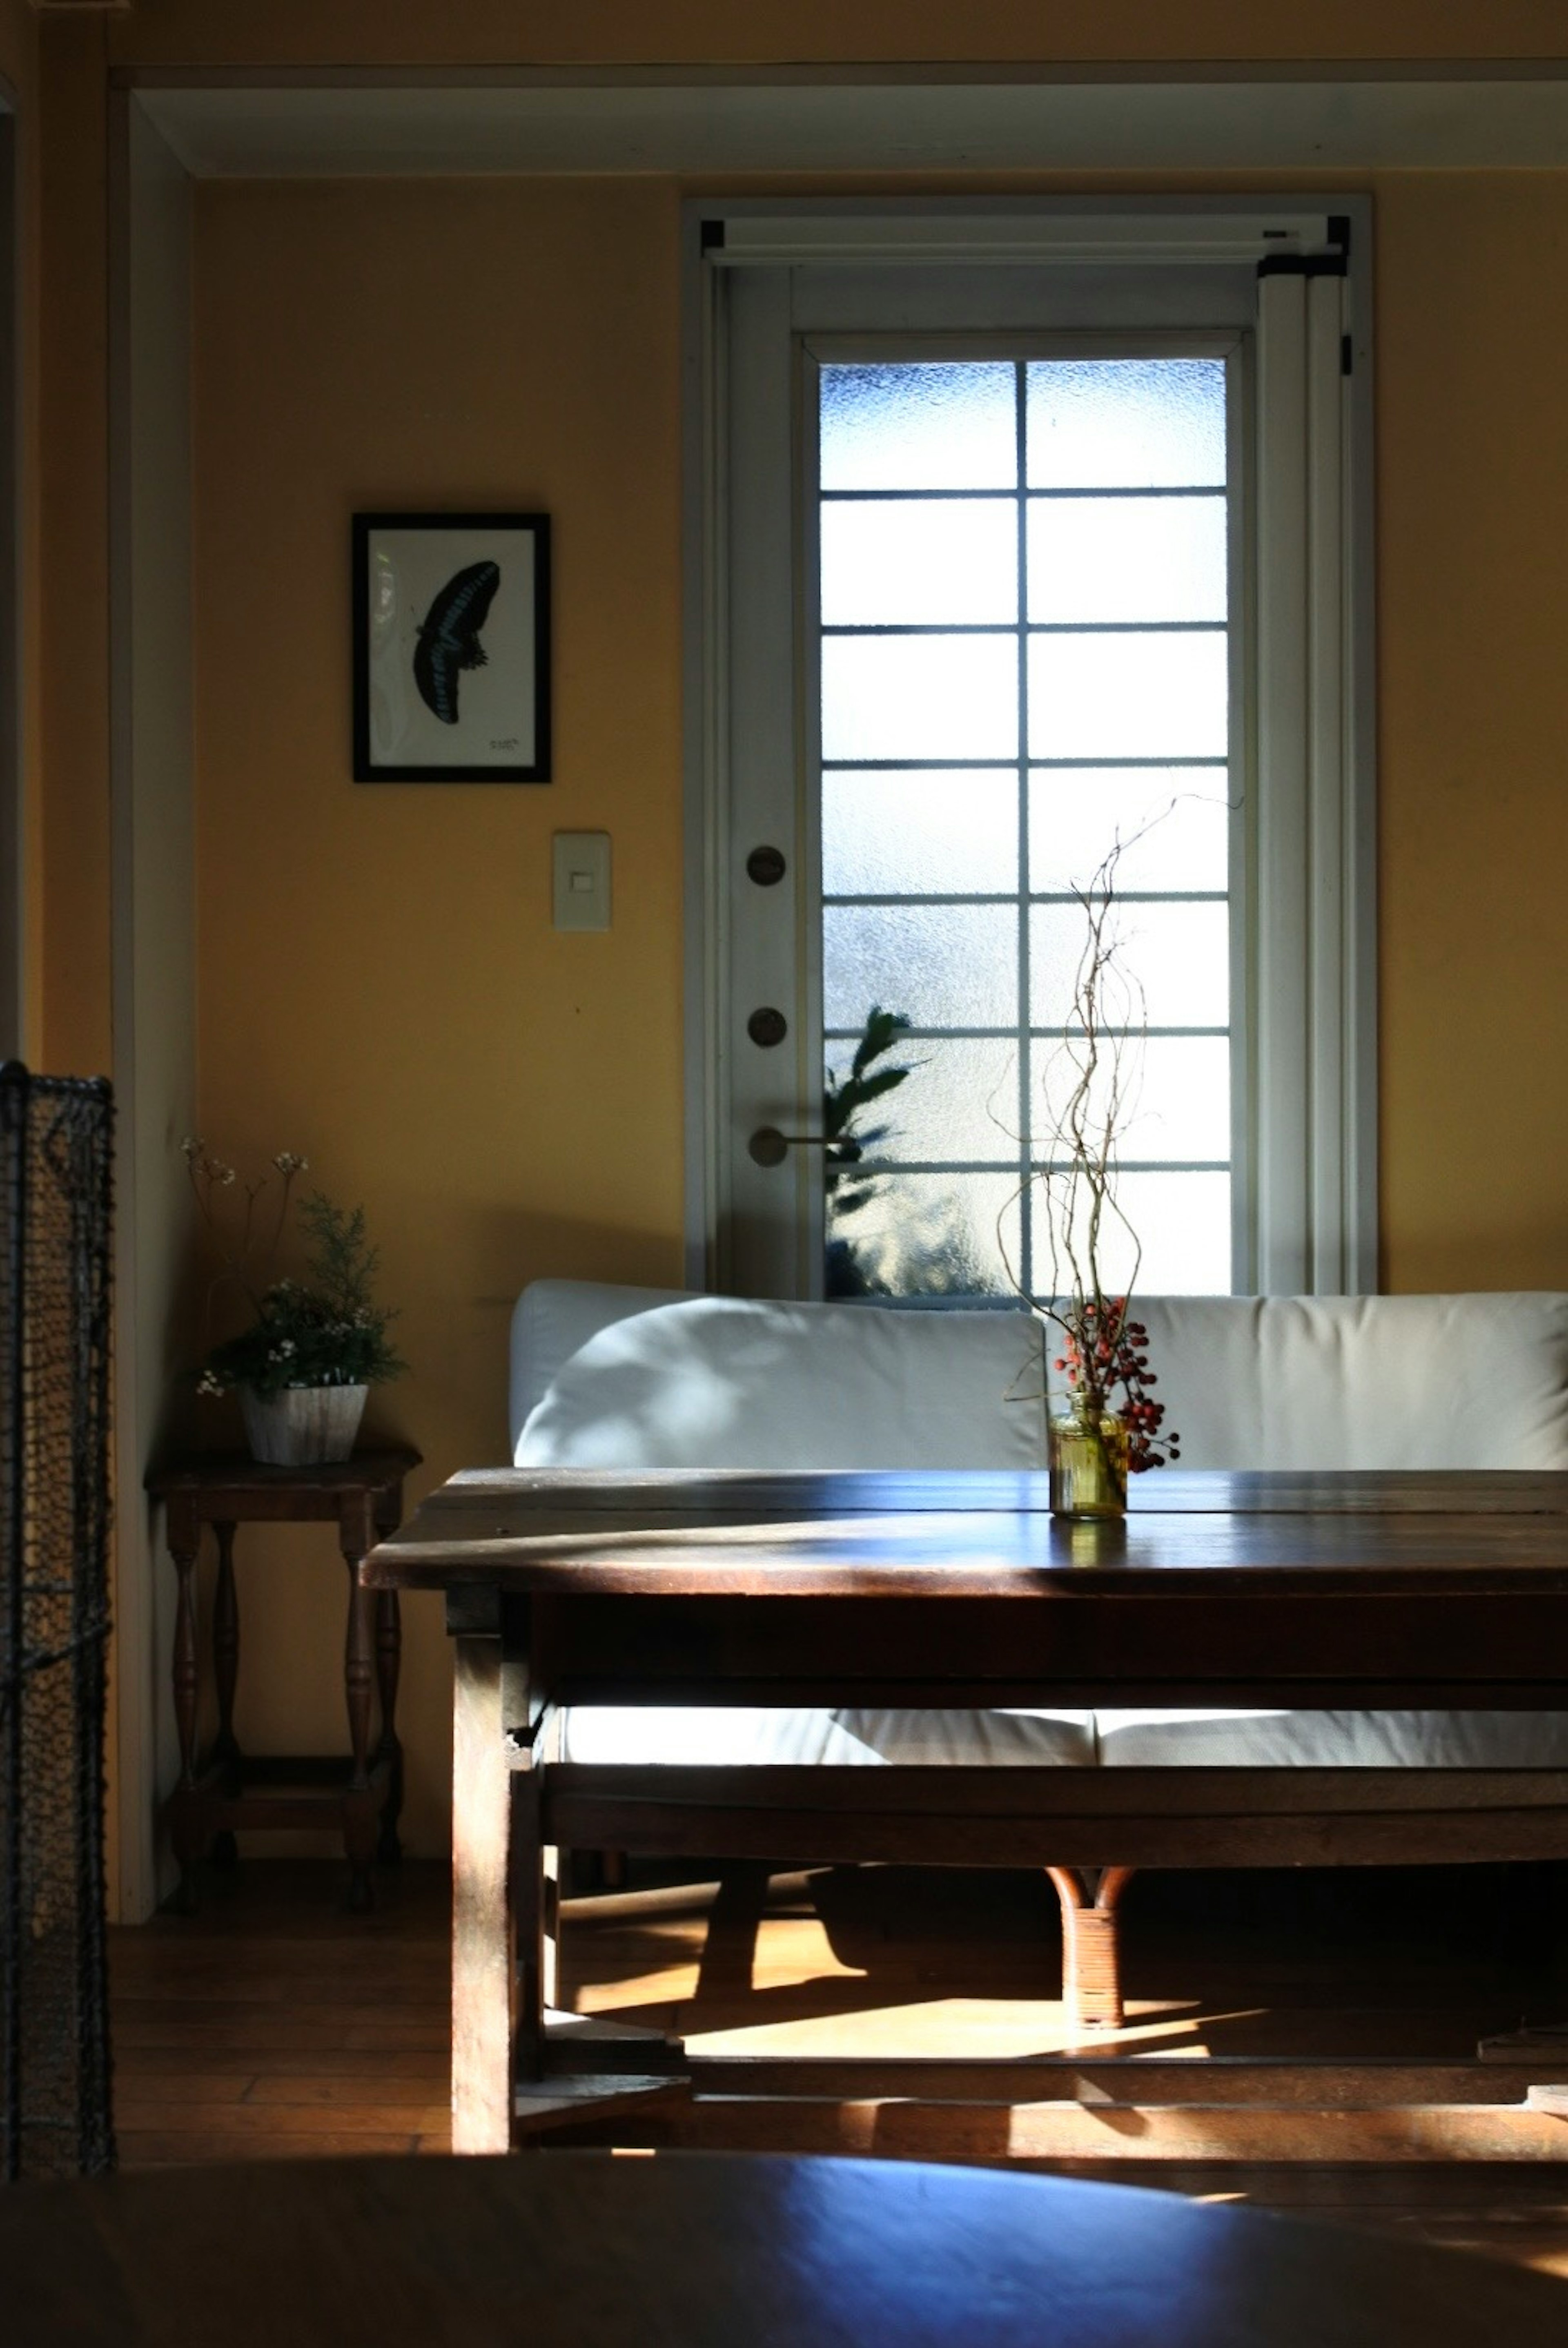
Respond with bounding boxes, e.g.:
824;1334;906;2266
352;511;551;781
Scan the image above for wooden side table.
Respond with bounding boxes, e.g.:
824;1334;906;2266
146;1447;421;1913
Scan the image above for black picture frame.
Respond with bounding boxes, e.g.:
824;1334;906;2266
352;511;551;782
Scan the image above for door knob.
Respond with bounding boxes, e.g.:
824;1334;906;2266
748;1127;860;1169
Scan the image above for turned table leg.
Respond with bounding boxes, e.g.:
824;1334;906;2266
1047;1864;1137;2034
168;1529;203;1914
341;1496;378;1913
374;1590;403;1864
209;1522;241;1866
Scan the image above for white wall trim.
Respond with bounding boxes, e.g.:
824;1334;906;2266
122;68;1568;179
108;95;196;1923
1252;247;1377;1296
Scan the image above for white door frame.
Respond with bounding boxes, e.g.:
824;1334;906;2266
681;194;1377;1301
107;93;197;1922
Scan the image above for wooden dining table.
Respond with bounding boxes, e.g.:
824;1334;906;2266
8;2151;1568;2345
365;1466;1568;2152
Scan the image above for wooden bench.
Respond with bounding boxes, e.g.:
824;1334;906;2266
366;1464;1568;2151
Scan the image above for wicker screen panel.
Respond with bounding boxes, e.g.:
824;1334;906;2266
0;1065;114;2180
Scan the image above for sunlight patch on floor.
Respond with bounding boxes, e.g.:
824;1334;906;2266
680;1995;1221;2061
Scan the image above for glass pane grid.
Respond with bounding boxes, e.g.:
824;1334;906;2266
823;755;1227;771
818;353;1232;1300
823;890;1227;905
848;1158;1231;1173
825;1024;1232;1039
819;485;1225;501
821;622;1226;633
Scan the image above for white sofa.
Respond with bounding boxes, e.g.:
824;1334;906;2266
509;1278;1568;2020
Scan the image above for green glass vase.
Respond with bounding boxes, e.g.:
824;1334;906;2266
1048;1388;1130;1519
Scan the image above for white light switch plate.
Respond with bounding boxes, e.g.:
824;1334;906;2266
552;832;612;932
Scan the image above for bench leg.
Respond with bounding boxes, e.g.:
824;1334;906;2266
1047;1865;1136;2032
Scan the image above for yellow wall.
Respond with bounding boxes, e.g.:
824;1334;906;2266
19;5;1568;1876
186;163;1568;1852
1376;175;1568;1291
192;180;685;1853
37;16;111;1082
0;1;37;1057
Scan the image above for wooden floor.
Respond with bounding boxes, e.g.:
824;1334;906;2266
109;1855;1568;2274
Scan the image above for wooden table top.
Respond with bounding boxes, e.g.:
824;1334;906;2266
365;1467;1568;1597
6;2152;1565;2346
148;1446;422;1499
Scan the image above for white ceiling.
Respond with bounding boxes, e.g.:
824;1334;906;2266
136;73;1568;179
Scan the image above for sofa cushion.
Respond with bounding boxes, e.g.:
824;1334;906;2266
559;1706;1097;1767
1130;1293;1568;1472
510;1280;701;1448
512;1282;1045;1472
1096;1708;1568;1768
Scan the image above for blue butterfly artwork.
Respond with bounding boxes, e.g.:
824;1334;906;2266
413;560;501;725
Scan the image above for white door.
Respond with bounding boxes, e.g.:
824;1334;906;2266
688;205;1373;1305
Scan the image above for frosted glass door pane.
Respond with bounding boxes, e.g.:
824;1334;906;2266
833;1037;1021;1165
1031;1170;1229;1296
824;634;1018;762
1027;496;1227;624
821;362;1018;491
1031;900;1229;1030
1028;632;1228;761
1030;768;1228;894
812;349;1234;1306
828;1171;1020;1299
823;500;1017;626
826;904;1018;1029
824;771;1019;896
1036;1036;1230;1164
1026;359;1226;488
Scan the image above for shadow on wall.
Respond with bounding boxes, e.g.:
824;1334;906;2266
516;1289;1044;1472
170;1193;685;1470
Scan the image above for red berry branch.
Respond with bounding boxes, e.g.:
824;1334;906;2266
1052;1301;1180;1474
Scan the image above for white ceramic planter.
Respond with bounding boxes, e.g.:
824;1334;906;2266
240;1382;368;1466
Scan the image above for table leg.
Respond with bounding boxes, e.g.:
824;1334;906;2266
341;1501;377;1914
374;1590;403;1864
210;1523;241;1866
452;1631;517;2154
169;1532;203;1913
514;1764;553;2078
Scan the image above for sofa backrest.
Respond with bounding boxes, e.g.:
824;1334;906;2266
511;1281;1568;1475
510;1280;1046;1470
1130;1293;1568;1471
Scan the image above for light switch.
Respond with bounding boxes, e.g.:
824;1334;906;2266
552;832;612;932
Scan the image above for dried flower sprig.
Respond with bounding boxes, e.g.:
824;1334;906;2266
1005;824;1181;1475
183;1135;310;1319
184;1140;404;1402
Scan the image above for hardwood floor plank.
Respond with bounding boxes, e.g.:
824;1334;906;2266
116;2131;425;2163
240;2076;456;2109
113;2046;451;2080
610;2098;1568;2163
114;2100;450;2138
106;1855;1568;2276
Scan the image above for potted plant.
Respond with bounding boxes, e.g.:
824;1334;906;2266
185;1140;405;1464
